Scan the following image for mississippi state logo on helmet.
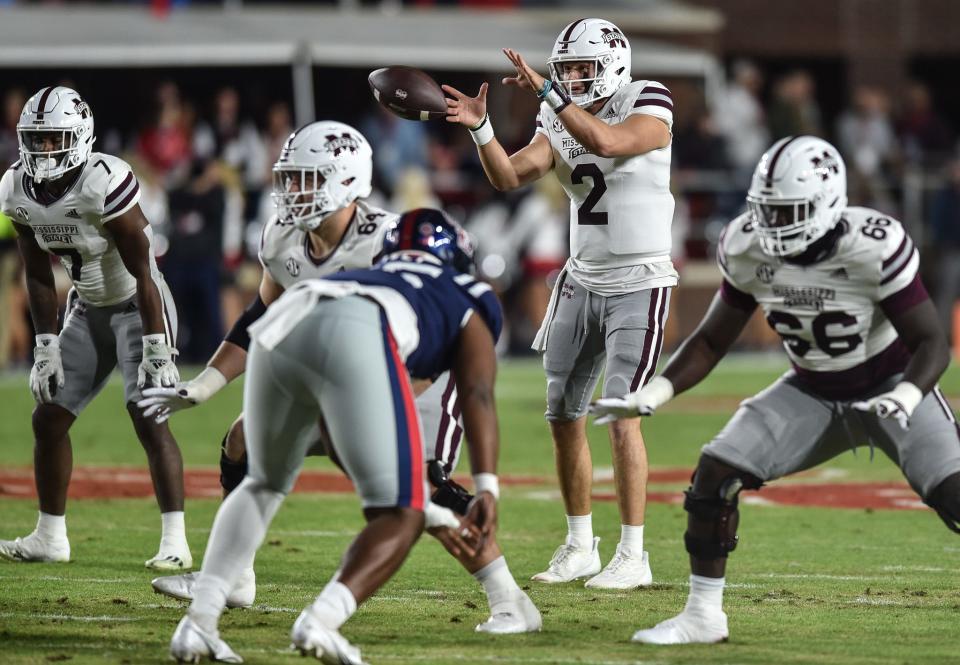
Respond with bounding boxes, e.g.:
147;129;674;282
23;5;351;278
271;121;373;232
747;136;848;257
17;86;95;182
379;208;475;274
548;18;632;107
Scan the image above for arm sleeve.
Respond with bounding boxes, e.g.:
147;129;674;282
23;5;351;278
880;273;930;318
628;80;674;130
224;294;268;350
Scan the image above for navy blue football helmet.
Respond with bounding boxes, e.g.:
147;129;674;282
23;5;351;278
380;208;475;274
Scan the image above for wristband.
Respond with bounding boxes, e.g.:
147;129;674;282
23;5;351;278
473;473;499;501
536;79;553;99
468;113;495;146
641;376;675;408
889;381;923;416
543;83;571;115
190;366;229;402
35;334;59;349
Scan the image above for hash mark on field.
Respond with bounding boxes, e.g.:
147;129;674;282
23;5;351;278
849;596;903;606
0;612;140;622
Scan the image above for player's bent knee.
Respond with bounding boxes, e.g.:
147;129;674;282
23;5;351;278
223;417;246;461
925;471;960;535
545;371;585;422
219;435;248;495
684;455;763;559
31;403;74;443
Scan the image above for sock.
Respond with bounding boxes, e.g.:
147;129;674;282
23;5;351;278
309;580;358;630
160;511;186;550
36;512;67;541
619;524;644;555
565;514;593;549
473;556;522;613
189;480;284;630
686;574;725;614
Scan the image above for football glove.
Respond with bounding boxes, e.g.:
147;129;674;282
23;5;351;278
590;376;675;425
29;334;64;404
852;381;924;430
138;367;228;423
137;334;180;389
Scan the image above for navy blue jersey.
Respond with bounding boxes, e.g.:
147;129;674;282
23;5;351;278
325;252;503;379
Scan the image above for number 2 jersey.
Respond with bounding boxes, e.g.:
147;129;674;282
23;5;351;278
717;207;927;400
258;199;397;288
0;152;159;306
249;252;503;381
534;79;678;296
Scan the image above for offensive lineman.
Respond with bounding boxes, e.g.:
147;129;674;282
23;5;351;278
141;122;540;634
0;86;188;569
592;136;960;644
444;18;677;588
169;209;504;664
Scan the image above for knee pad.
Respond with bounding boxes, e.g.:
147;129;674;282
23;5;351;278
219;435;248;495
427;460;473;516
925;472;960;535
683;464;762;560
544;369;588;422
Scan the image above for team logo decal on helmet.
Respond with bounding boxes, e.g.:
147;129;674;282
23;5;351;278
323;133;360;157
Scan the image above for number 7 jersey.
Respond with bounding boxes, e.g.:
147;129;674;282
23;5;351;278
717;207;926;399
0;152;155;307
535;79;677;295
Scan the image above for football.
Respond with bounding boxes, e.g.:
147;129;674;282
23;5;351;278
368;66;447;121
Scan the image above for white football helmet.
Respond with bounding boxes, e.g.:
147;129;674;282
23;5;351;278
271;121;373;232
747;136;848;257
17;86;95;182
547;18;632;107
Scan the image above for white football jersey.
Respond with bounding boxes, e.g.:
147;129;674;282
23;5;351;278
258;199;396;289
535;79;678;295
718;207;921;396
0;152;157;307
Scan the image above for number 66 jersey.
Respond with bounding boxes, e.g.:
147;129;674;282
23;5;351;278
717;207;926;400
0;152;153;306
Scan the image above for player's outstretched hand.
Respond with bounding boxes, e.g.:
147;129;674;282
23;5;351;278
501;48;546;94
138;334;179;389
138;366;227;423
589;376;675;425
852;382;923;431
442;83;488;128
29;334;65;403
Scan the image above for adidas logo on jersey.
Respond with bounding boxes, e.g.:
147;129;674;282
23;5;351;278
65;208;81;219
829;267;849;280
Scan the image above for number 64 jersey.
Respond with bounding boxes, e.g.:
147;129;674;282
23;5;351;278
717;207;926;400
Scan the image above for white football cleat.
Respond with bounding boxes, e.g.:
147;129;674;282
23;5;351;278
475;591;543;634
169;615;243;663
146;544;193;571
631;608;729;645
152;569;256;609
290;608;367;665
0;531;70;563
531;537;601;583
584;545;652;589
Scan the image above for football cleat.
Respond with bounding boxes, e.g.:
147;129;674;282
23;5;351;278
584;545;652;589
146;545;193;571
290;608;367;665
631;608;729;645
531;537;601;583
152;568;256;609
475;591;543;634
0;531;70;563
169;615;243;663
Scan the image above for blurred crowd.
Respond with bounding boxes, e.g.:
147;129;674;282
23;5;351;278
2;60;960;369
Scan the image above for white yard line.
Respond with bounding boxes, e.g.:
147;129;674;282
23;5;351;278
0;611;140;622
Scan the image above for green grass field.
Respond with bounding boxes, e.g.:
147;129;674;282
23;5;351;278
2;357;959;665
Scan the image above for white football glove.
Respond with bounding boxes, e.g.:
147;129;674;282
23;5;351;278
29;334;65;404
424;501;462;530
590;376;675;425
137;367;227;423
137;334;180;389
852;381;924;431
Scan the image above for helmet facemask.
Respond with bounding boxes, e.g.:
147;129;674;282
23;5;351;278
748;195;824;257
18;126;86;182
272;165;348;232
